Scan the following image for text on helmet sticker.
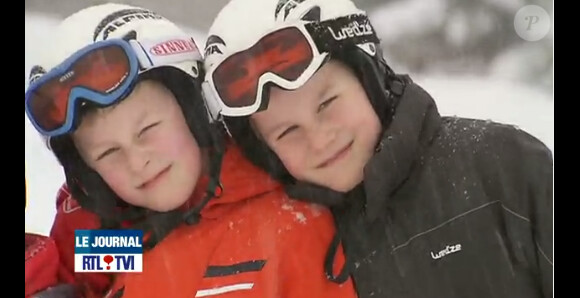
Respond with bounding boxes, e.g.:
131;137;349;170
93;8;164;41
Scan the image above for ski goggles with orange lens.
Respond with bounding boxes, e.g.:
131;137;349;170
25;36;201;137
203;14;379;119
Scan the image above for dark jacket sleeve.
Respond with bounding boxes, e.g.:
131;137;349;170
521;131;553;298
491;126;553;297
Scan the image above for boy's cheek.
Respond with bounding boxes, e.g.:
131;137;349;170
100;169;131;196
277;148;307;178
155;131;199;158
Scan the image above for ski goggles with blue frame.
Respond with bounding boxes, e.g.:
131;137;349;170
25;36;201;137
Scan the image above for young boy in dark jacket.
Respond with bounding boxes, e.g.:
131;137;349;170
202;0;554;297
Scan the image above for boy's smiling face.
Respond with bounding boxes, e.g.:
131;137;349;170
251;60;381;192
73;80;202;212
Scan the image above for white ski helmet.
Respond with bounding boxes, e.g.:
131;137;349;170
25;3;221;231
35;3;202;78
204;0;370;69
204;0;402;183
29;3;206;147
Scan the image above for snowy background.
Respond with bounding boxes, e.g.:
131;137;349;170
25;1;553;236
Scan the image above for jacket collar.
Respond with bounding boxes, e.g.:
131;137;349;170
363;81;442;221
199;143;282;219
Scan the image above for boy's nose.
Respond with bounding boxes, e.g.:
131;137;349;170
307;124;336;153
126;147;151;173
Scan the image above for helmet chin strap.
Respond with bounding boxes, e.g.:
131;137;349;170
183;139;225;225
131;122;226;250
128;147;224;250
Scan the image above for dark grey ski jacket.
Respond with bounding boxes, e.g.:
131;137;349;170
288;80;553;298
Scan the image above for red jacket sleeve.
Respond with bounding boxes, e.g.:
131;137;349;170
49;184;113;296
25;233;60;297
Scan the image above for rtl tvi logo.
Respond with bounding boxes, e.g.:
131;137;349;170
74;230;143;272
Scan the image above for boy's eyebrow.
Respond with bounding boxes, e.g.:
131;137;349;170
134;107;151;128
263;121;291;139
252;117;289;140
81;105;151;149
80;134;115;156
317;77;333;99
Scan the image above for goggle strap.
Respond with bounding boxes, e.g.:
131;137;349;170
28;65;47;85
130;40;154;70
202;81;223;122
129;37;202;71
306;14;380;54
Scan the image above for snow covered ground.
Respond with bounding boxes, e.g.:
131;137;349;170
25;12;553;236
